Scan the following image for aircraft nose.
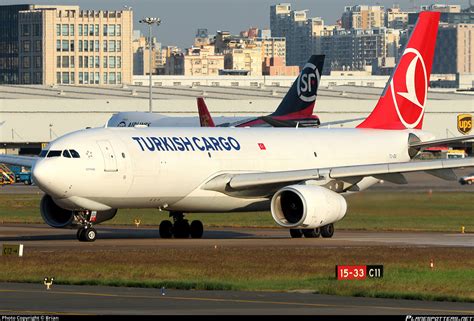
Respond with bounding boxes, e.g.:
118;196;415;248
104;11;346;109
32;160;60;196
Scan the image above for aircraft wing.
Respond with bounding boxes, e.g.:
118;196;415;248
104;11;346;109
0;155;37;168
203;157;474;196
409;135;474;149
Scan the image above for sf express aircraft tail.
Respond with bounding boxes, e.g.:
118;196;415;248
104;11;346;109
271;55;325;117
357;11;440;130
197;97;216;127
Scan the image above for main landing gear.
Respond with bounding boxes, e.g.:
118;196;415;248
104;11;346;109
159;212;204;239
76;210;98;242
289;223;334;239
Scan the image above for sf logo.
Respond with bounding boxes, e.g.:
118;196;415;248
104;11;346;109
297;62;320;102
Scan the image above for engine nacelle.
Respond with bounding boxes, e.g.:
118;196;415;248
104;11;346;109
271;185;347;229
40;194;117;228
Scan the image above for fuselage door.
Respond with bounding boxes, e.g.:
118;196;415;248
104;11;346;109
97;140;118;172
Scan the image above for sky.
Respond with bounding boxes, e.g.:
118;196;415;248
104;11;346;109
6;0;469;47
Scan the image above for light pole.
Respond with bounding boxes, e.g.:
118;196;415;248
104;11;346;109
139;17;161;113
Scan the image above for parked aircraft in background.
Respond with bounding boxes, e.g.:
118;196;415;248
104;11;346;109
107;55;326;129
196;97;365;128
2;12;474;243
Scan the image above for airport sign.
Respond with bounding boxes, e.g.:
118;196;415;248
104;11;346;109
1;244;24;257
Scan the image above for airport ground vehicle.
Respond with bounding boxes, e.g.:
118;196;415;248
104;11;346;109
445;149;467;159
0;164;31;185
0;164;15;185
459;173;474;185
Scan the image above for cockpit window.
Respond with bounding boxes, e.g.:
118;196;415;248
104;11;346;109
70;150;80;158
63;150;71;158
39;150;48;158
47;150;62;158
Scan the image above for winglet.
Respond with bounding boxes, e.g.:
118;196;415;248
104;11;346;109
357;12;440;130
197;97;216;127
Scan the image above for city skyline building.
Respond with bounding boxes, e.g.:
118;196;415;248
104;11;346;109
8;4;133;85
341;5;385;30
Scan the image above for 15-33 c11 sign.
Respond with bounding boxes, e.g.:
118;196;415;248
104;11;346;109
336;265;384;280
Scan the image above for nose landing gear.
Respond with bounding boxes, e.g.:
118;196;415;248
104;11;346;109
159;212;203;239
75;210;98;242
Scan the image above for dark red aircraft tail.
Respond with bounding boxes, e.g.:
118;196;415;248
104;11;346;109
271;55;325;117
197;97;216;127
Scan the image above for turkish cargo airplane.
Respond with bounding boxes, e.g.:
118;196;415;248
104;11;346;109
2;12;474;242
106;55;326;128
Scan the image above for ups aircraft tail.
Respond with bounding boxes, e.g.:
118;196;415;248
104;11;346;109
357;11;440;130
271;55;325;117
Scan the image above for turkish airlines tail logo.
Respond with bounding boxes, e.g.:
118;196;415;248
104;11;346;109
357;12;440;130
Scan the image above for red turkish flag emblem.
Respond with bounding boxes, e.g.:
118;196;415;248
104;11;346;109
258;143;266;150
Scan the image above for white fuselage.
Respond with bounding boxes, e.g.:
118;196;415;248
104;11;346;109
32;127;433;213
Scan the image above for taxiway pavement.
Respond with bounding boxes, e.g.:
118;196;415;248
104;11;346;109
0;282;473;315
0;224;472;250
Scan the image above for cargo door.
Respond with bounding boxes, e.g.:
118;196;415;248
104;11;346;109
97;140;118;172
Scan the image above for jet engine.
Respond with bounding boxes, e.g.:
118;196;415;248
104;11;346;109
271;185;347;229
40;194;117;228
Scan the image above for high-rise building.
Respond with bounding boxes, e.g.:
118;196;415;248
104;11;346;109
270;3;324;67
184;45;224;76
132;32;163;75
3;4;133;85
385;6;410;29
320;28;387;74
420;4;461;13
406;5;473;75
224;46;262;76
432;23;474;74
0;4;36;84
341;5;385;30
408;6;473;24
256;37;286;62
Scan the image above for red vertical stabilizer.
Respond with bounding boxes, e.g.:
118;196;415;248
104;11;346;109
357;12;440;130
197;97;216;127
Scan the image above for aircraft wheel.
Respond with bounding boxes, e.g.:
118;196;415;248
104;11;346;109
76;227;86;242
173;220;190;239
84;227;97;242
190;220;204;239
320;224;334;238
159;220;173;239
302;228;320;238
289;229;303;238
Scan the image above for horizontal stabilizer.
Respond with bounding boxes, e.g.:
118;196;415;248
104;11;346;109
410;135;474;149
